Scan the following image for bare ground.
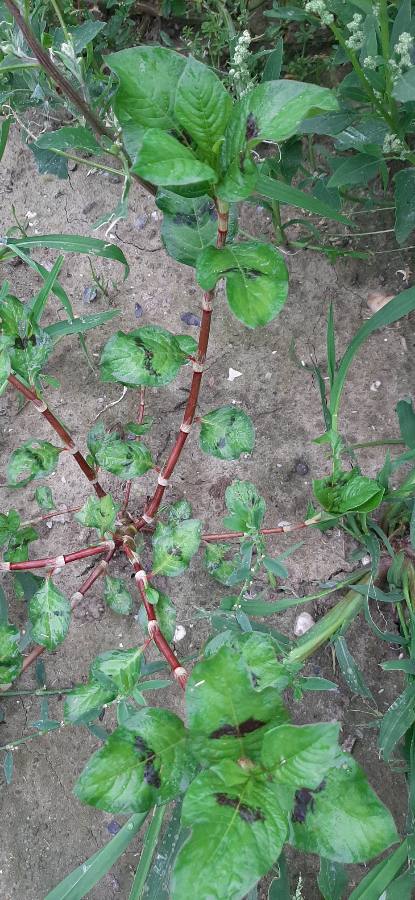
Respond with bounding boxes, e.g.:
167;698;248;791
1;128;414;899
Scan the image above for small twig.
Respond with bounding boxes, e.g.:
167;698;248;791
202;516;321;543
93;387;128;421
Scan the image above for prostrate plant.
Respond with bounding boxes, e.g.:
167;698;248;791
0;31;414;900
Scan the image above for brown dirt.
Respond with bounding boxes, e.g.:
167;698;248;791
0;127;414;899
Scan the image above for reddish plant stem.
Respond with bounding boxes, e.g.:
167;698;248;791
8;375;106;498
202;522;312;542
1;543;113;572
21;505;82;528
134;210;229;530
122;387;146;515
123;542;187;688
21;545;116;674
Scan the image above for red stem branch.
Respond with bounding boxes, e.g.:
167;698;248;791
21;545;116;674
134;210;229;530
123;542;187;688
1;542;113;572
8;374;106;498
202;521;315;542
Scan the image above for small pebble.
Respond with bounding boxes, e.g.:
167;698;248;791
294;612;315;636
134;302;143;319
370;380;381;392
107;820;121;835
134;214;148;231
83;285;98;304
294;459;309;476
181;311;201;327
174;625;186;642
228;368;242;382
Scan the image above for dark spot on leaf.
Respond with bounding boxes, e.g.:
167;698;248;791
169;546;183;558
134;735;161;789
246;113;259;141
292;781;326;824
217;437;227;450
135;735;150;755
210;717;264;739
215;792;264;823
173;213;196;227
251;671;259;687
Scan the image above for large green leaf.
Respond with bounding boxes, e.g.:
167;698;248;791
232;633;296;691
196;241;288;328
90;648;142;695
220;80;337;175
74;708;195;813
394;169;415;245
10;326;53;385
200;406;255;460
186;646;289;763
108;46;185;130
262;723;340;788
103;575;133;615
7;440;60;488
313;469;384;515
288;754;398;862
217;156;258;203
34;127;101;154
156;191;237;267
328;156;380;188
100;325;192;388
28;579;71;650
87;424;153;479
0;622;23;683
75;494;119;537
393;67;415;102
172;760;288;900
174;55;232;157
152;519;201;576
64;680;117;725
132;130;216;187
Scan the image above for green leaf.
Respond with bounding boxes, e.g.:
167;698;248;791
234;632;295;691
90;648;142;695
154;591;176;643
204;542;251;586
28;579;71;650
29;144;68;179
262;723;340;788
256;173;351;226
152;519;201;576
74;708;195;813
174;55;232;156
108;46;186;130
288;753;398;862
313;469;384;515
103;576;133;615
378;683;415;761
137;799;188;900
64;681;117;725
348;840;409;900
10;324;53;385
75;494;119;537
132;130;216;187
5;235;129;279
318;858;348;900
3;749;13;784
45;309;120;342
45;813;147;900
34;126;101;154
328;155;380;188
0;339;11;394
224;480;266;531
200;406;254;460
196;241;288;328
396;398;415;449
172;759;288;900
186;646;289;763
101;325;192;388
0;623;23;683
217;156;258;202
157;191;237;267
263;40;284;81
334;636;374;700
393;67;415;102
87;424;153;479
34;485;54;511
167;499;193;524
7;440;60;488
394;169;415;244
0;117;11;162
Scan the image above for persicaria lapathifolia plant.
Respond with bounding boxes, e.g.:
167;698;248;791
1;34;415;900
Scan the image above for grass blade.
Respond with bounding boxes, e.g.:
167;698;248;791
349;840;408;899
334;636;374;700
29;255;65;324
45;813;147;900
327;303;336;388
256;172;352;225
378;683;415;760
5;235;129;278
0;117;11;162
129;805;166;899
45;309;120;340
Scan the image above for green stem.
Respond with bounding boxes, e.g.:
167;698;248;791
51;149;122;177
1;687;73;697
271;199;286;245
330;22;396;130
49;0;70;42
350;438;404;450
286;576;369;665
378;0;394;108
128;805;166;899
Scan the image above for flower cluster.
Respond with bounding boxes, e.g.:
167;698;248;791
389;31;414;79
304;0;334;27
228;30;255;97
345;13;364;51
363;55;378;71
